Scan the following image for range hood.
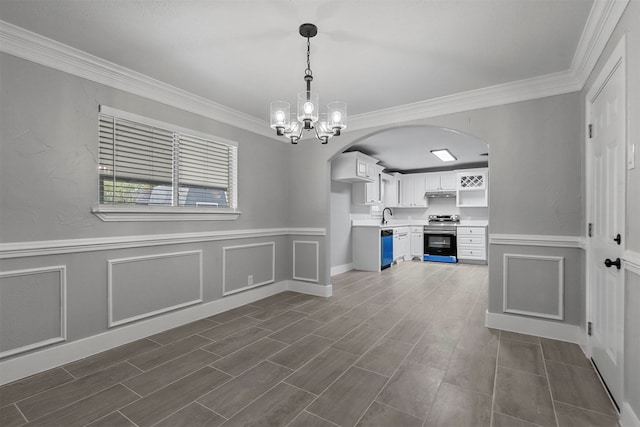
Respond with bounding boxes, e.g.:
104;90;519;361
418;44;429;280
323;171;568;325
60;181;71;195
425;191;456;198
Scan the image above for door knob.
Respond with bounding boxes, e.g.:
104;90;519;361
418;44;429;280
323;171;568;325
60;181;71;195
613;234;621;245
604;258;621;270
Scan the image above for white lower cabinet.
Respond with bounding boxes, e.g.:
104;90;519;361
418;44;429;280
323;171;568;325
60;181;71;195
456;226;487;262
393;227;410;262
410;226;423;259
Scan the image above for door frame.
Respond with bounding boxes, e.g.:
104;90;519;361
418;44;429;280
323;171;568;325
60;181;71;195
584;34;626;400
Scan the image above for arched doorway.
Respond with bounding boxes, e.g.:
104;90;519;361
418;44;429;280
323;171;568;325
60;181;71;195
328;125;489;275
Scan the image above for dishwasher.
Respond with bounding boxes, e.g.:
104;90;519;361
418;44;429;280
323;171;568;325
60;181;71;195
380;229;393;270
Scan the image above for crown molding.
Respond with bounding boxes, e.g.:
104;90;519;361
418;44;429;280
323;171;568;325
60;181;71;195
0;20;277;140
0;0;627;136
570;0;629;87
347;0;628;132
347;69;582;132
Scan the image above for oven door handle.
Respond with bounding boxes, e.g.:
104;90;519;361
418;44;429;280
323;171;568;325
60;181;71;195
424;230;457;236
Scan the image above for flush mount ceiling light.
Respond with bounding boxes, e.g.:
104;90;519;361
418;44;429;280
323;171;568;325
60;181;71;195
431;149;457;162
270;23;347;144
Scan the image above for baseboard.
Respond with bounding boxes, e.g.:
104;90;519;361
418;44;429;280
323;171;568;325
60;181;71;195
621;402;640;427
0;279;329;385
285;280;332;297
331;263;353;276
485;310;583;344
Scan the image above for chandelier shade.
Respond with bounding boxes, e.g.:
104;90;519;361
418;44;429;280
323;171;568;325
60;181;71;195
270;23;346;144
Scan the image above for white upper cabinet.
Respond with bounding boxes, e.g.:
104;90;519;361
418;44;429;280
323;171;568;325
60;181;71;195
456;168;488;207
353;164;384;205
382;173;400;207
425;171;456;192
332;152;379;183
440;172;457;191
400;174;427;207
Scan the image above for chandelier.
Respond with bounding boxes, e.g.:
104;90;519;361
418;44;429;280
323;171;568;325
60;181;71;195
270;23;347;144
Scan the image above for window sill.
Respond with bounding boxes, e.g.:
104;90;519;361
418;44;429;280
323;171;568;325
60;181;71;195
92;205;242;222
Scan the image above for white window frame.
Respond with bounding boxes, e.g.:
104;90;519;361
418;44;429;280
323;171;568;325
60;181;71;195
92;106;240;222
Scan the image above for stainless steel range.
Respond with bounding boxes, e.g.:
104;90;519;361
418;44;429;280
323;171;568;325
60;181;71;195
424;215;459;263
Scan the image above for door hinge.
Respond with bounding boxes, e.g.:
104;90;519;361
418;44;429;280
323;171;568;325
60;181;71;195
588;223;593;237
588;321;593;336
588;124;593;139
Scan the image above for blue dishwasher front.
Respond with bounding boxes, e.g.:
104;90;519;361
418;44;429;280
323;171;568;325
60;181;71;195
381;229;393;270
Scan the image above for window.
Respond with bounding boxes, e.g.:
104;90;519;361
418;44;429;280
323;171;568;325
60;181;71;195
94;106;239;221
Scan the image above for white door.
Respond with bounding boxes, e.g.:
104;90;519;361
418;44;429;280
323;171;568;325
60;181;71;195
587;38;626;408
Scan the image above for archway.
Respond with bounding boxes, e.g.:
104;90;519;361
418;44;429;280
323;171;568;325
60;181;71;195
327;124;489;275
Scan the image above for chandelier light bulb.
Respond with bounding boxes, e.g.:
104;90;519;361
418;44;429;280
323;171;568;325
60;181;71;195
274;110;286;124
303;101;314;115
331;111;342;123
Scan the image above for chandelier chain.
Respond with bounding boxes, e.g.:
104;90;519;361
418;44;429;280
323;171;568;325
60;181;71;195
305;37;312;77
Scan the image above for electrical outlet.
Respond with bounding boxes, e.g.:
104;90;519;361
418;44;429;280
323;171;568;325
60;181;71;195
248;275;253;286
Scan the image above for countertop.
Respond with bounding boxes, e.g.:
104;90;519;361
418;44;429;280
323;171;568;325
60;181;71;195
352;219;488;228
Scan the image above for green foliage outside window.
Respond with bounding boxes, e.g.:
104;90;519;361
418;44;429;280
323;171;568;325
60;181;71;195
101;180;153;205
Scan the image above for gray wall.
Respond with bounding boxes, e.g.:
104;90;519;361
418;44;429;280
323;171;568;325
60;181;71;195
0;54;290;243
330;180;353;269
581;0;640;419
0;54;323;362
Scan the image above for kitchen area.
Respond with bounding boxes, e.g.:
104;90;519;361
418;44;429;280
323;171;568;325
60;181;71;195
329;127;490;274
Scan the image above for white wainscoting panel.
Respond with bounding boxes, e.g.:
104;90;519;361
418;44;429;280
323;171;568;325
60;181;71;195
293;241;319;283
222;242;275;296
0;266;67;358
503;253;564;320
108;251;203;327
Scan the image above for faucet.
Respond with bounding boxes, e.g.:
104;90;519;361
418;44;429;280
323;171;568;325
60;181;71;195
382;207;393;225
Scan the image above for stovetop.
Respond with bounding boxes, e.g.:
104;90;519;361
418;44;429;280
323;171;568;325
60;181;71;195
428;215;460;223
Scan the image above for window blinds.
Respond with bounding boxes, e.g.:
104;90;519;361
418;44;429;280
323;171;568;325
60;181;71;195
178;133;230;189
99;115;173;183
98;111;236;207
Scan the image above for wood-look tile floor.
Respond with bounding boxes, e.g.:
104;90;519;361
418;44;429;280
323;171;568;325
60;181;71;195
0;262;619;427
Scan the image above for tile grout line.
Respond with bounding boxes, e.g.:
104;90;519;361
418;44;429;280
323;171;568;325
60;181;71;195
119;382;144;399
193;400;228;421
539;338;561;427
11;403;28;426
489;329;501;427
118;410;141;427
61;366;78;380
285;410;341;427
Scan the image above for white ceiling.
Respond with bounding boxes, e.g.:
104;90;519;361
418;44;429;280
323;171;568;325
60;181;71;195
0;0;597;171
347;125;488;173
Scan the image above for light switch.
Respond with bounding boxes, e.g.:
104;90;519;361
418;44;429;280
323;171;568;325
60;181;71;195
629;143;636;170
